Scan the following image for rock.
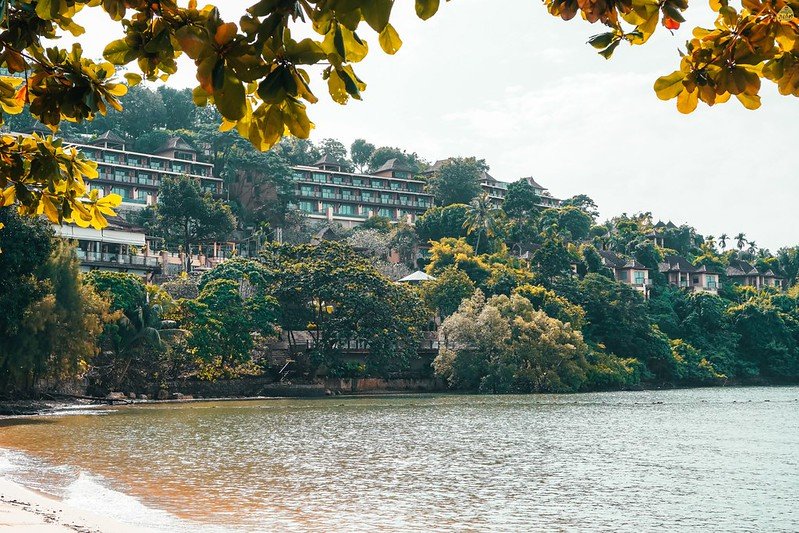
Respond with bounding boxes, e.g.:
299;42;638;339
325;389;333;396
171;392;184;400
128;392;137;400
106;392;126;401
138;394;148;400
157;389;169;400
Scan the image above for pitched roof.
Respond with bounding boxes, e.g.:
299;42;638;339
519;176;546;190
374;158;413;174
659;255;720;274
598;250;647;270
89;130;126;147
398;271;436;283
727;259;758;277
313;153;344;167
154;136;197;153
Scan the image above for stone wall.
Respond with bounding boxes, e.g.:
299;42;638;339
324;377;445;394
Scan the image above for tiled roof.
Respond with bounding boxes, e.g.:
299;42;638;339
659;255;720;274
375;158;413;174
93;130;125;143
520;176;546;190
727;259;758;277
598;250;647;270
155;136;197;153
314;153;344;167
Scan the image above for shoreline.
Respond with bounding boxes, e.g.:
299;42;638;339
0;477;145;532
3;380;799;418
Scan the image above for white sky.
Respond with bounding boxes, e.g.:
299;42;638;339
69;0;797;251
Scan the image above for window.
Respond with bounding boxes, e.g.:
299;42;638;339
322;187;336;199
175;151;194;161
399;195;409;205
352;178;364;186
300;186;314;196
299;201;314;213
111;186;130;199
371;179;383;189
339;204;354;215
312;172;327;183
342;190;353;200
634;271;645;285
390;181;400;190
362;192;373;201
379;208;394;219
332;176;344;184
293;170;307;181
380;193;391;204
395;171;409;179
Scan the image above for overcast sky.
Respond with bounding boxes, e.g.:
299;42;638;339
71;1;796;251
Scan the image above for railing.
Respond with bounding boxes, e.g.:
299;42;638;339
78;251;159;267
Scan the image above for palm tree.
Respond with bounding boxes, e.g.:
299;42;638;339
705;235;716;250
719;233;728;250
463;193;501;254
747;241;758;255
735;232;747;251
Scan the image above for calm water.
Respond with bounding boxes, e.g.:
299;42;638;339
1;387;798;532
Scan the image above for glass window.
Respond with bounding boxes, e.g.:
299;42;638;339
379;208;393;219
299;201;314;212
312;172;327;183
371;179;383;188
634;271;645;284
322;187;335;199
352;178;363;186
332;176;343;184
339;204;354;215
300;186;314;196
390;181;400;190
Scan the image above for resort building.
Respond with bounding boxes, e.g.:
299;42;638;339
290;157;434;228
53;217;160;278
597;250;651;296
646;221;677;247
658;255;721;294
726;260;784;290
71;132;223;213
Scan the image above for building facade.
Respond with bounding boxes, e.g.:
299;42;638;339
598;250;651;296
726;260;784;290
67;131;223;213
659;255;721;294
290;157;434;228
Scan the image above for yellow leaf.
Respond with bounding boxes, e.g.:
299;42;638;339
676;89;698;113
378;24;403;55
736;92;761;110
654;71;685;100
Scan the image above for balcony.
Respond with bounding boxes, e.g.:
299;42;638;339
77;250;160;269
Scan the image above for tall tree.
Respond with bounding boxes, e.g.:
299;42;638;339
561;194;600;220
155;175;236;268
503;179;541;220
350;139;376;173
156;86;197;130
427;157;486;206
735;233;748;251
463;194;502;254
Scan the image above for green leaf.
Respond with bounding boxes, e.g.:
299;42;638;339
598;40;621;59
361;0;393;32
103;39;136;64
588;32;616;50
214;73;247;121
415;0;440;20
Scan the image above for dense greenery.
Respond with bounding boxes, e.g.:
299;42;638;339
0;209;112;397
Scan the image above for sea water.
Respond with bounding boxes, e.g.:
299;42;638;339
1;387;798;532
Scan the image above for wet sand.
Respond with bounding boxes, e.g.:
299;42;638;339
0;478;145;532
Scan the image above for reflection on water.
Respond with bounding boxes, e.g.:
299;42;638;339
1;387;798;532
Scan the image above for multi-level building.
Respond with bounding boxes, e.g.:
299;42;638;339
659;255;721;294
70;131;223;212
290;157;434;228
598;250;651;297
52;216;161;278
726;260;784;290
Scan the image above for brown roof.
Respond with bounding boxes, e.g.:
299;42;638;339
155;136;197;153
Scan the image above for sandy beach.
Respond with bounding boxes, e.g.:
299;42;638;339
0;478;145;533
